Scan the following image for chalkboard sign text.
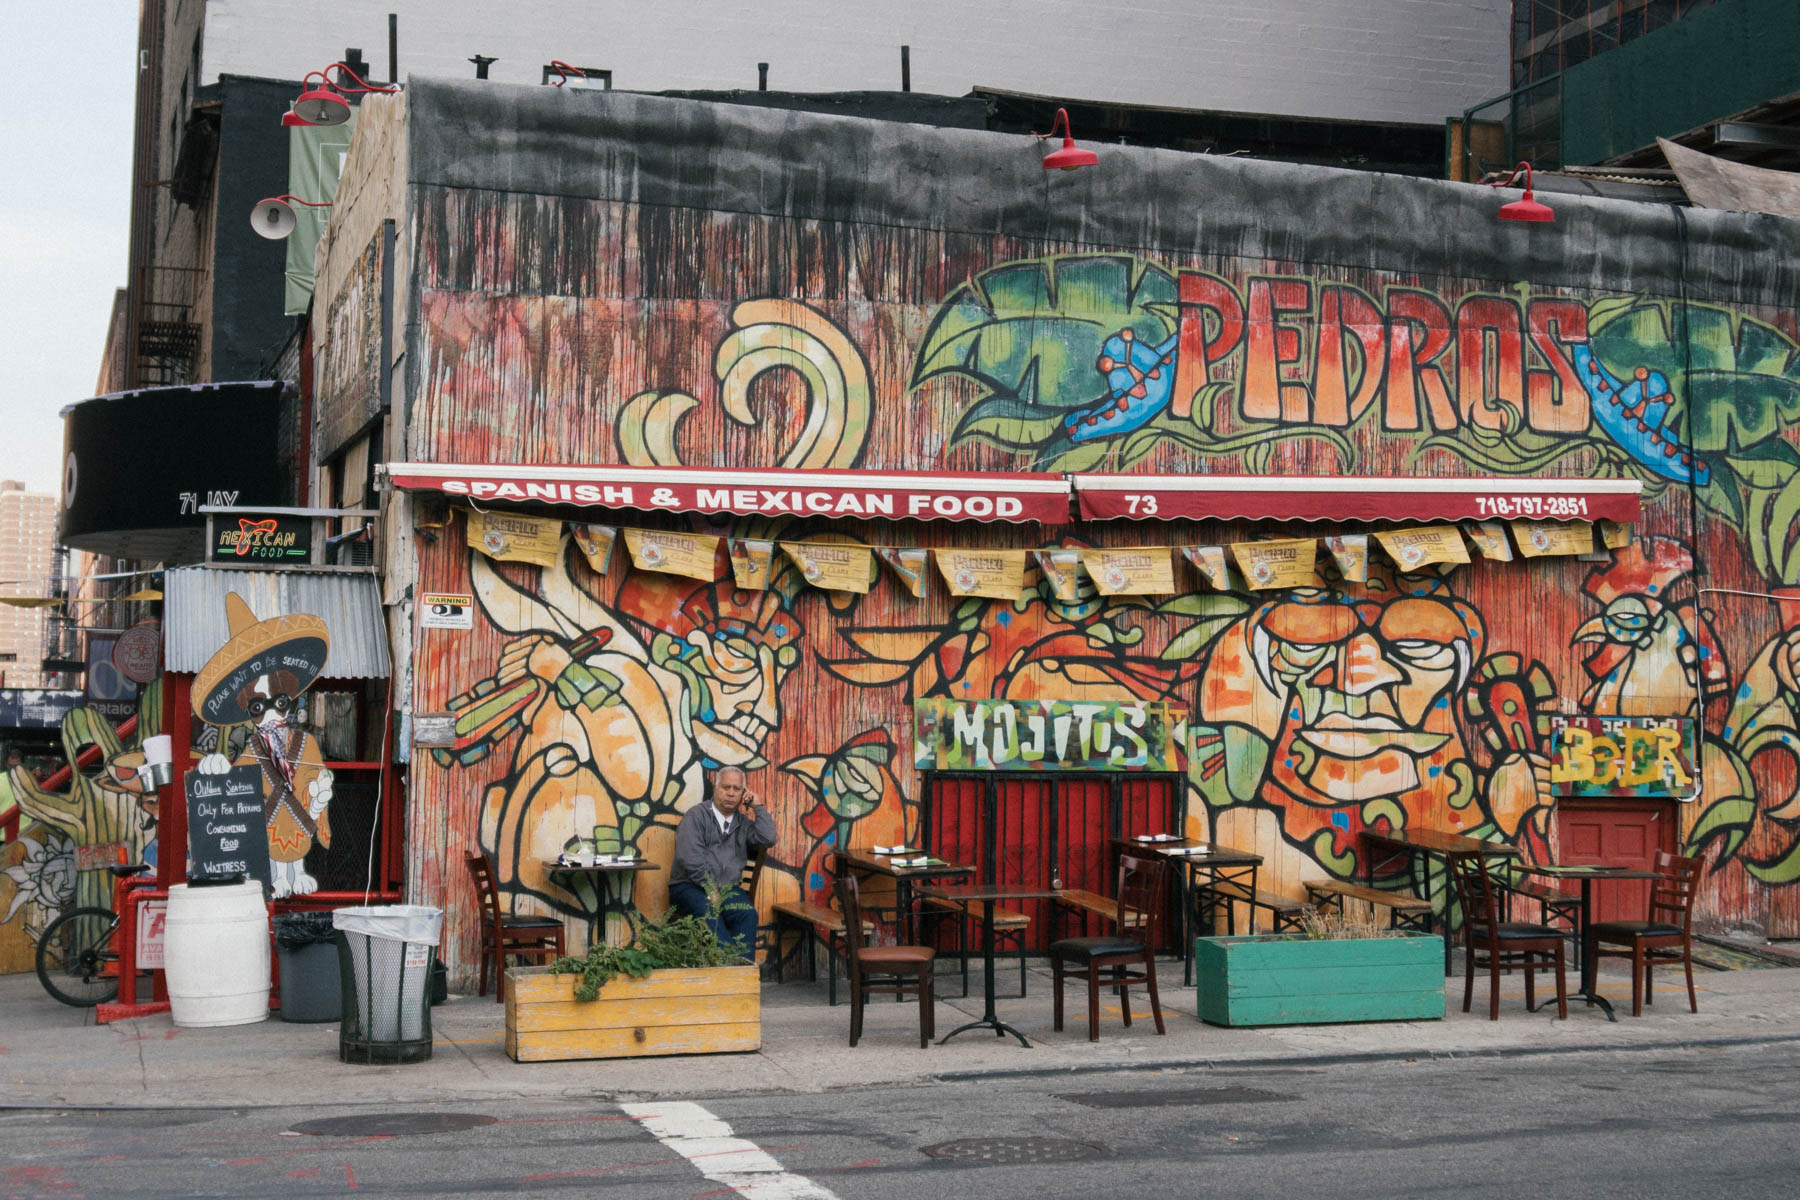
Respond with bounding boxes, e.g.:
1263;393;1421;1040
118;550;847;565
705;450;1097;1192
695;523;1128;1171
187;765;271;885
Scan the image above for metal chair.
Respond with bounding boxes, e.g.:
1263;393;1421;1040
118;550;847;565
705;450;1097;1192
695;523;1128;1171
465;851;565;1004
1448;852;1566;1020
1587;850;1702;1017
1048;854;1167;1041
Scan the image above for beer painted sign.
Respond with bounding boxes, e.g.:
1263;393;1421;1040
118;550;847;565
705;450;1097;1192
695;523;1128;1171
914;698;1186;772
1549;715;1699;800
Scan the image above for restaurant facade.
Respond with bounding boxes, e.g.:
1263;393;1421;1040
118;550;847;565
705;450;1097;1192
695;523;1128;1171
312;78;1800;986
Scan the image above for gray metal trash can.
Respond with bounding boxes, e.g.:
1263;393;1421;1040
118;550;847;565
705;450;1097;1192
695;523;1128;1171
273;912;342;1023
332;905;443;1063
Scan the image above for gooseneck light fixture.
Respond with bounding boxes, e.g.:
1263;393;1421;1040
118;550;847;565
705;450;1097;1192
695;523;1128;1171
250;194;333;240
1036;107;1098;172
547;60;585;86
1492;161;1555;223
286;62;399;127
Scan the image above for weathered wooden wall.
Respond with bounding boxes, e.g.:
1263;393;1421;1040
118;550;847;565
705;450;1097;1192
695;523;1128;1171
343;86;1800;983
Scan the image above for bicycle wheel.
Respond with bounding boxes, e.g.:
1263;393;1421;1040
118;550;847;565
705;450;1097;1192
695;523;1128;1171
36;907;121;1007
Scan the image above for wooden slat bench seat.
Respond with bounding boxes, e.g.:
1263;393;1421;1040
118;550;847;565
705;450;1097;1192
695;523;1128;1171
772;899;874;1006
1304;879;1434;931
924;896;1032;999
1205;880;1311;932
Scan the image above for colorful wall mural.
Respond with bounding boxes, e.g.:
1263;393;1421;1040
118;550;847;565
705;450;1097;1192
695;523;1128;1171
0;685;162;973
379;148;1800;980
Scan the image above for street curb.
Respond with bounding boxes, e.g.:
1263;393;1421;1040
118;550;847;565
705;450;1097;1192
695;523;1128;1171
5;1032;1799;1112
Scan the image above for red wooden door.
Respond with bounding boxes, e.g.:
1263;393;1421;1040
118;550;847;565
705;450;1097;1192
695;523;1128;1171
1557;800;1677;924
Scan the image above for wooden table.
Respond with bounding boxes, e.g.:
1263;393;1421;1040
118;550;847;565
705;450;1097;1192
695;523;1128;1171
833;849;974;942
1519;863;1667;1022
543;860;660;949
1362;827;1519;973
1112;837;1263;986
916;882;1063;1047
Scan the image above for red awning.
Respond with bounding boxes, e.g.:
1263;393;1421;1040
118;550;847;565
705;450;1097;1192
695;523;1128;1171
382;463;1072;524
1073;475;1642;524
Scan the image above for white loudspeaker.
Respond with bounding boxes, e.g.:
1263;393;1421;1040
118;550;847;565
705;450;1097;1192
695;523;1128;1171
251;197;298;240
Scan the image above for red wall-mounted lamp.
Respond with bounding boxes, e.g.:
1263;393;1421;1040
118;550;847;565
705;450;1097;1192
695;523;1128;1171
1037;107;1098;171
1492;161;1555;223
286;63;399;128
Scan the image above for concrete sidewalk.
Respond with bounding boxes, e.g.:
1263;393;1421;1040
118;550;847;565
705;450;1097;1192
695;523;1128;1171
3;954;1796;1110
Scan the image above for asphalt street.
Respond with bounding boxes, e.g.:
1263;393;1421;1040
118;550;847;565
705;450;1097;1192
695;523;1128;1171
5;1039;1798;1198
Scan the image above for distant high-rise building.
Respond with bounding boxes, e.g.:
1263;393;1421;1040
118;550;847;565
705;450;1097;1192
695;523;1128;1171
0;480;58;689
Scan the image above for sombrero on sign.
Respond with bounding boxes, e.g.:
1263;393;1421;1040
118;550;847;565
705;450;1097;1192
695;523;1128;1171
192;593;331;725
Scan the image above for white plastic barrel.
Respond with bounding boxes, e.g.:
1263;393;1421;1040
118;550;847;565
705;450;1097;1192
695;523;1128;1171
163;881;271;1027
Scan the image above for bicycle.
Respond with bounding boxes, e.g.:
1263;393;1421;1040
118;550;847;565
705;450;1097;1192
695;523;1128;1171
36;864;151;1007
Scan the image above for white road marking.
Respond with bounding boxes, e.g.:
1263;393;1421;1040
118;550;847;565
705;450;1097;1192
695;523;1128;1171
621;1100;840;1199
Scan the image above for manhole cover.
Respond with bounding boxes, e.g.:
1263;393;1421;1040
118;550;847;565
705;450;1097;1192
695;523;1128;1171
1057;1086;1295;1108
289;1113;498;1137
922;1137;1109;1164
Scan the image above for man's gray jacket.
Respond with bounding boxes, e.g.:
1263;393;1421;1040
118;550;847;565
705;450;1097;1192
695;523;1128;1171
671;800;777;891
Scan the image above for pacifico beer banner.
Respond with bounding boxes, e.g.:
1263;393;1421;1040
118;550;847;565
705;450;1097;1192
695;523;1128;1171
875;547;929;597
1511;520;1595;558
935;549;1030;599
572;523;619;574
1323;533;1368;583
623;529;722;581
1180;545;1235;591
781;541;873;594
1374;525;1469;569
1598;520;1634;550
728;538;776;590
1461;521;1515;561
1034;549;1084;603
466;509;564;568
1230;539;1319;591
1079;548;1175;596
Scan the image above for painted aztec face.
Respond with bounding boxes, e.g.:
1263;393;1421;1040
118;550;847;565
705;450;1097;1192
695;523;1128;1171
1201;575;1485;864
647;582;804;767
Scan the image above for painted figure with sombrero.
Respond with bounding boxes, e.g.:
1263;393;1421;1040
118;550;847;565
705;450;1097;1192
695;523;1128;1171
193;593;334;898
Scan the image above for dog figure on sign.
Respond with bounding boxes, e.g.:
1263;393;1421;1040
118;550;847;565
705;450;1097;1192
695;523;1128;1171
192;593;335;897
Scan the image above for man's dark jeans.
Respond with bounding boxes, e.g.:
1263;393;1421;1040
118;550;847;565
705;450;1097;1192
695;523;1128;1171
668;880;758;959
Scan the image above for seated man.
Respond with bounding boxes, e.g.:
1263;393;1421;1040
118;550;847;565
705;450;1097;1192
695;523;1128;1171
668;766;776;957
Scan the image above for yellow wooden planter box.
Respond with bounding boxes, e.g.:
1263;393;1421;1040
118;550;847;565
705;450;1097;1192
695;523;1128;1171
503;965;762;1063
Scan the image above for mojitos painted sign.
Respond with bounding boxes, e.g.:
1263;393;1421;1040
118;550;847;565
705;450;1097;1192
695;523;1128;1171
914;698;1185;772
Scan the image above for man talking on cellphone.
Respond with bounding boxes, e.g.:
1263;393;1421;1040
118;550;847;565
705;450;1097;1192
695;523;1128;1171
668;766;777;957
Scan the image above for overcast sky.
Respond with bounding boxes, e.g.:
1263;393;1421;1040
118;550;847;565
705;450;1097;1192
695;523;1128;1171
0;4;136;498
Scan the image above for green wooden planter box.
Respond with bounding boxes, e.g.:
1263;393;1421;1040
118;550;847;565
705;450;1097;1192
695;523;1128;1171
1194;932;1444;1027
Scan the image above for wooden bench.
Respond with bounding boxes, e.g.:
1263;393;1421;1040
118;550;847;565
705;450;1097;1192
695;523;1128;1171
1205;880;1311;933
771;899;874;1007
1304;879;1434;932
923;897;1032;999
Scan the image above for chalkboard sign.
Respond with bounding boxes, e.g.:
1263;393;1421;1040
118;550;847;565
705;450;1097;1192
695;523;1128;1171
186;766;271;885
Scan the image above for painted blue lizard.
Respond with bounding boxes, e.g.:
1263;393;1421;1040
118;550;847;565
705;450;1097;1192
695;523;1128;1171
1061;328;1181;443
1571;345;1709;485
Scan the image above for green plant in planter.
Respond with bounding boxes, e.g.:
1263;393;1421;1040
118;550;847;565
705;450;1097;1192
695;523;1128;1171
550;892;750;1001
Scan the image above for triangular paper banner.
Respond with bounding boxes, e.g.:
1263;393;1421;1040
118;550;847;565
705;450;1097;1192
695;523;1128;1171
1374;525;1469;569
729;539;775;590
572;524;618;574
1034;549;1084;602
875;548;928;597
1323;533;1368;583
1230;539;1319;591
